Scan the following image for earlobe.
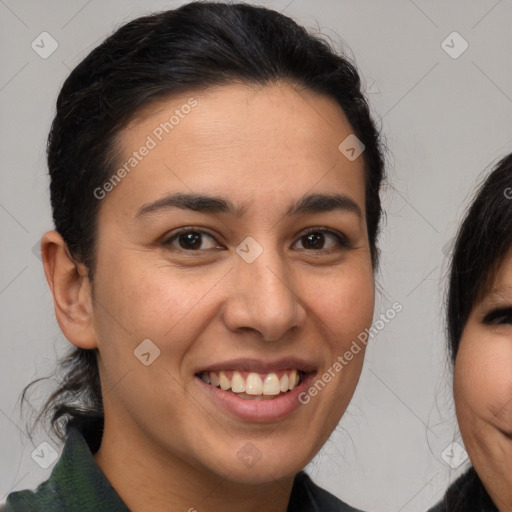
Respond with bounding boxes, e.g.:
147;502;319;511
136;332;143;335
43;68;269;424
40;230;98;350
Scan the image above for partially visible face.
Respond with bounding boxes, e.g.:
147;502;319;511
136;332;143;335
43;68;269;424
454;249;512;511
90;83;375;484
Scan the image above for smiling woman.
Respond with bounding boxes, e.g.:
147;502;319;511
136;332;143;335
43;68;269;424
2;2;385;511
429;154;512;512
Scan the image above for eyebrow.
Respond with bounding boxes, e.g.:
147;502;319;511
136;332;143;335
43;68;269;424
135;192;363;220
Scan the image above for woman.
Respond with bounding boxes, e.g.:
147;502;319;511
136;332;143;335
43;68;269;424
3;2;385;511
430;154;512;511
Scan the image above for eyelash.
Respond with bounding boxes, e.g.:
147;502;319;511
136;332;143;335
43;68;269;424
483;307;512;325
161;226;351;253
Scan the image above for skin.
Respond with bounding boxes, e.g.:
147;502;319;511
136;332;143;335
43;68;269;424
454;249;512;511
42;83;375;512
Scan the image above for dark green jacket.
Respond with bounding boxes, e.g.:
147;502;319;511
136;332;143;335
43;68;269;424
2;426;363;511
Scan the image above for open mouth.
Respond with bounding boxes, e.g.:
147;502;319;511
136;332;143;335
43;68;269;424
196;369;307;400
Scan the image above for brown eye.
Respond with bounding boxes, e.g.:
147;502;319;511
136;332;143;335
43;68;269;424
178;232;203;250
302;232;324;250
293;228;350;251
162;229;221;251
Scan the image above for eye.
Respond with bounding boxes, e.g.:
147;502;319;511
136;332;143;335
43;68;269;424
161;229;222;251
293;228;350;251
483;307;512;325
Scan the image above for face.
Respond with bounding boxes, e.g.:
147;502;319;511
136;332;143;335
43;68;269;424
88;83;374;484
454;249;512;511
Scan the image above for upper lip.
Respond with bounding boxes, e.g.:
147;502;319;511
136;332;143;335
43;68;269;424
194;357;317;375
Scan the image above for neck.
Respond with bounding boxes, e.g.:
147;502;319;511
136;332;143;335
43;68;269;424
93;415;295;512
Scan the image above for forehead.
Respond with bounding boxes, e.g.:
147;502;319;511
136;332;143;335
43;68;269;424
481;250;512;304
103;82;366;218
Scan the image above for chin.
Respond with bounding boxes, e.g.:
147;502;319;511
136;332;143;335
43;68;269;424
203;449;310;486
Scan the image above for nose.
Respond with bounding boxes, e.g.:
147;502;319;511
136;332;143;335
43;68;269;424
222;245;307;342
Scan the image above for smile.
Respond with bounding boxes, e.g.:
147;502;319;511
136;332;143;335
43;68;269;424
193;358;317;421
198;369;303;400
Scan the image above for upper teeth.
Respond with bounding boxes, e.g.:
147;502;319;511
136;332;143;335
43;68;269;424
200;370;301;395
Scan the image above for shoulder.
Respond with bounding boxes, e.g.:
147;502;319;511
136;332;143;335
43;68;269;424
288;471;366;512
2;426;129;512
428;467;498;512
2;478;63;511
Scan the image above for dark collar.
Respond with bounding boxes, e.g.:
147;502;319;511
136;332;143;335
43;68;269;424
4;427;129;511
427;467;498;512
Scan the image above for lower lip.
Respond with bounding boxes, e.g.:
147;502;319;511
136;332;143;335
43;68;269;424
195;373;316;423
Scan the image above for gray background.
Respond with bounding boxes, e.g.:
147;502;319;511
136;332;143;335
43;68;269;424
1;1;511;510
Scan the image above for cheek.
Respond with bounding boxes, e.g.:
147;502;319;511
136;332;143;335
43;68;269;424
455;335;512;431
299;268;373;433
307;265;375;345
91;257;223;359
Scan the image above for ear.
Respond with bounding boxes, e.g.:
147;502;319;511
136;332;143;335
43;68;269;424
41;231;98;349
